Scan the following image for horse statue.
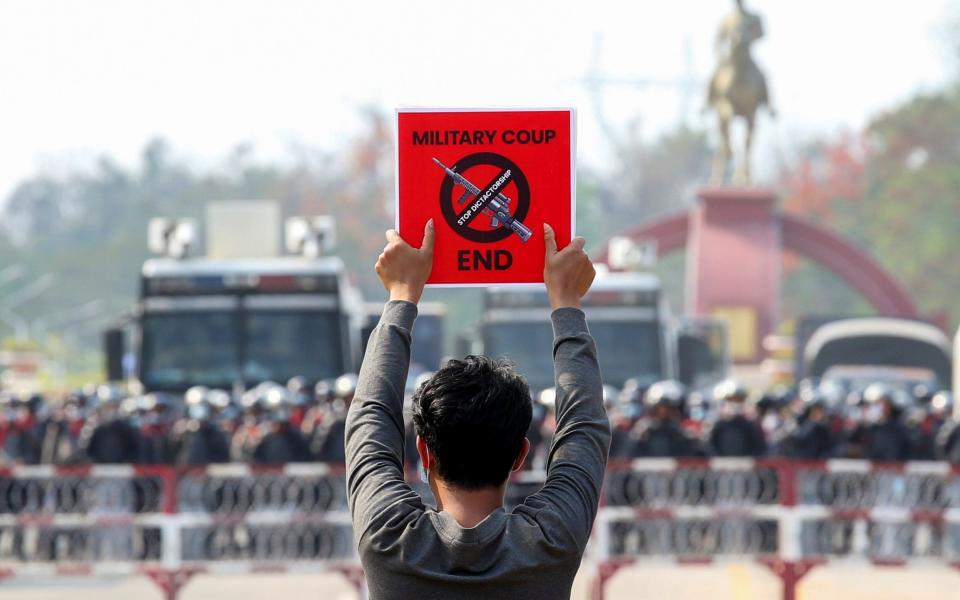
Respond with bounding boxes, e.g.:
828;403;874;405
706;0;775;184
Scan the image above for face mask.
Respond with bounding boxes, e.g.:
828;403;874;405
419;464;429;484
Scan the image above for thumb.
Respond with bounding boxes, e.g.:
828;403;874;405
543;223;557;256
420;219;435;254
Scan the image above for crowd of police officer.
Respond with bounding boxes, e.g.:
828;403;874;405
0;375;359;466
592;379;959;463
1;375;958;466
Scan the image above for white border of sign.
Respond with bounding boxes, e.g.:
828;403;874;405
394;107;577;288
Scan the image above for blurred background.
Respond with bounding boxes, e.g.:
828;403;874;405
0;1;959;599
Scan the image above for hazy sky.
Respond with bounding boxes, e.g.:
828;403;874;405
0;0;955;203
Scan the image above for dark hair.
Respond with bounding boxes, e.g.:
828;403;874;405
412;355;532;489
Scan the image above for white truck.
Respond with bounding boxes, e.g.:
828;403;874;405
477;269;727;394
800;317;953;396
105;201;365;394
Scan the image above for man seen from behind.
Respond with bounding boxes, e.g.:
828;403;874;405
345;219;610;599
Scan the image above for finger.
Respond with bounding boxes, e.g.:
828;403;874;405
385;229;400;244
569;236;586;252
420;219;435;254
543;223;557;256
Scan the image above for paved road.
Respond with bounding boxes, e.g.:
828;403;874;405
3;563;960;600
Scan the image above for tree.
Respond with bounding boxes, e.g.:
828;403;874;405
579;124;711;244
778;88;960;329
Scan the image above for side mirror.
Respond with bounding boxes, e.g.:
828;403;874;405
677;334;713;387
103;327;125;382
676;319;729;389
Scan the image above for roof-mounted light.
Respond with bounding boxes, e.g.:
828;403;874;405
607;236;657;272
285;216;336;259
148;218;197;259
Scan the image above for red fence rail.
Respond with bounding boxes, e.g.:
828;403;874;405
1;460;959;600
591;458;960;600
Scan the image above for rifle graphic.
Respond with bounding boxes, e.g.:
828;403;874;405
433;157;533;243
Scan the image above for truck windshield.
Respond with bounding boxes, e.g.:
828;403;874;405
141;309;344;390
483;322;555;391
484;319;663;392
588;320;663;388
411;314;443;373
141;312;241;389
243;310;344;383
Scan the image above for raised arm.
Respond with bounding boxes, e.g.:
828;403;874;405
526;224;610;550
345;220;434;537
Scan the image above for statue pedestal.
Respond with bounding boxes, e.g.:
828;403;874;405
686;185;780;364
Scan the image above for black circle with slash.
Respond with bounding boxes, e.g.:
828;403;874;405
434;152;532;244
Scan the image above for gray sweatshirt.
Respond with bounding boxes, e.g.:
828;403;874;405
346;300;610;600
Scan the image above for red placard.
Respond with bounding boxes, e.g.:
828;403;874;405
396;108;575;286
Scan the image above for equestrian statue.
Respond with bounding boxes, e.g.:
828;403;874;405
706;0;775;184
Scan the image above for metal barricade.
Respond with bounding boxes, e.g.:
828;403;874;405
2;461;960;600
176;464;354;565
0;464;360;600
794;461;960;564
0;465;169;572
591;459;960;600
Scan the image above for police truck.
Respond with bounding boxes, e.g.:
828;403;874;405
481;270;659;393
105;201;364;394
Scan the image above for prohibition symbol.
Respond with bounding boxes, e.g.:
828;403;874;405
435;152;532;244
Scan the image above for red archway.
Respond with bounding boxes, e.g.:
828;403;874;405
779;214;916;315
594;194;918;361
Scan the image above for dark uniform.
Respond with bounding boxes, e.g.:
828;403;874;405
785;418;833;459
631;418;700;457
863;419;913;461
936;420;960;462
707;415;767;457
706;380;766;457
859;384;914;462
253;425;312;464
84;419;141;464
629;380;700;458
173;421;230;465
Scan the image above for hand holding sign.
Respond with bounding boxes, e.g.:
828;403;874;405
543;223;595;311
397;109;574;286
376;219;435;304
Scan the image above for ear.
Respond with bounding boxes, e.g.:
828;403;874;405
416;435;432;470
511;438;531;473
